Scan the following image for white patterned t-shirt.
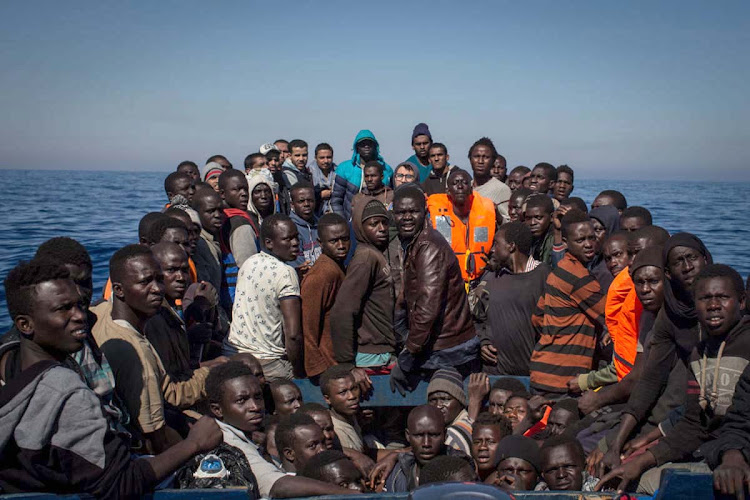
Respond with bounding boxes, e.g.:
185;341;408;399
227;251;300;359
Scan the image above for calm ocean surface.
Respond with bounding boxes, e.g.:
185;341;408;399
0;169;748;329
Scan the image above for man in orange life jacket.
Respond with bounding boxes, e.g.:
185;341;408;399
426;168;496;287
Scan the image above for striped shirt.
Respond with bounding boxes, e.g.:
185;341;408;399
529;252;606;394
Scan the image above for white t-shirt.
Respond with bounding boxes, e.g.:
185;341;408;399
227;251;300;359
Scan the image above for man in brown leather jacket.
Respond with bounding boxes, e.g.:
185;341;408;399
389;185;480;395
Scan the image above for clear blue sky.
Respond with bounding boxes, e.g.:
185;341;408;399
1;1;748;181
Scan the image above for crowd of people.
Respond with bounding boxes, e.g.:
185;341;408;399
1;123;749;499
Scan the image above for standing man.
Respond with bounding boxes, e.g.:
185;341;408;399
289;181;322;274
274;139;290;164
390;186;480;394
422;143;453;196
468;137;511;223
553;165;575;201
282;139;313;187
404;123;433;183
310;143;336;215
224;214;304;381
191;188;223;301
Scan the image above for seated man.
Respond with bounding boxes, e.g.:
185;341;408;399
320;365;365;452
427;368;474;456
385;405;469;492
275;413;326;473
490;435;541;491
299;450;366;492
270;380;304;416
471;412;513;481
0;259;222;497
420;455;479;484
92;245;210;453
298;402;339;451
204;361;356;497
539;435;597;491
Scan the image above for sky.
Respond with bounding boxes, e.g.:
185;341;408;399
1;1;748;181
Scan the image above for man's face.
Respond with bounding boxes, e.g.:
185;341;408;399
156;249;189;302
114;255;165;317
363;166;383;192
356;139;377;162
160;227;190;257
627;236;650;264
222;176;249;211
291;187;316;222
206;175;221;192
65;263;93;309
265;221;300;262
591;218;607;253
470;145;494;179
309;410;337;450
178;164;201;181
603;237;629;277
509;195;526;223
666;245;707;289
564;222;597;265
272;384;303;416
318;223;351;263
197;195;223;235
472;425;503;473
428;391;463;425
275;142;290;162
489;389;512;415
447;172;472;206
524;206;552;238
429;146;449;171
324;376;360;416
491;157;507;182
528;167;553;194
17;279;88;358
393;197;426;241
592;194;616;212
266;153;281;173
406;414;445;466
394;166;416;188
290;425;326;470
324;460;365;492
507;171;525;191
412;134;432;160
621;216;646;232
633;266;666;313
552;172;573;200
541;445;584;491
251;183;274;215
316;149;334;171
250;157;268;172
362;216;389;250
695;276;745;337
171;177;196;203
291;146;309;170
490;229;513;271
211;375;265;433
502;396;528;429
546;408;576;437
497;458;538;490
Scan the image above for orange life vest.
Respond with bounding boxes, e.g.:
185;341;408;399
426;192;496;283
605;267;643;380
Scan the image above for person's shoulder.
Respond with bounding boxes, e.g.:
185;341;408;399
39;364;91;396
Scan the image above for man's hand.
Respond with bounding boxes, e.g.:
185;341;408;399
622;428;661;458
493;472;523;491
321;189;332;200
185;416;223;454
595;451;655;493
578;390;602;415
343;448;375;478
599;448;623;478
480;344;498;365
468;373;491;402
296;263;312;281
714;449;750;500
368;452;398;491
566;376;583;394
200;356;229;369
587;448;604;477
351;368;373;396
389;362;410;396
193;281;219;307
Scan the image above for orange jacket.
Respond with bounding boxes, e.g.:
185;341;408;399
605;267;643;380
426;192;496;283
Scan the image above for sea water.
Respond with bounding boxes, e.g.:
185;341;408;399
0;169;748;329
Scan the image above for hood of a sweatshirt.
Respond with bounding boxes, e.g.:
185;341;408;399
246;173;277;220
350;129;385;167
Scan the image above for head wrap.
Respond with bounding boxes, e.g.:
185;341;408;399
496;435;541;472
630;245;664;277
426;368;467;407
662;232;713;321
202;161;225;182
412;122;432;141
589;204;621;238
361;199;388;224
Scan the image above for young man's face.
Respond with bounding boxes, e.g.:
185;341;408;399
429;146;449;171
508;195;526;223
502;396;529;429
447;172;472;206
251;183;274;215
591;194;617;212
427;391;463;425
315;149;334;171
289;425;326;470
564;221;597;265
497;458;538;490
393;197;426;241
178;164;201;181
552;172;573;200
272;384;303;416
265;221;300;262
171;177;196;203
291;187;316;222
470;145;494;179
406;413;445;466
524;206;552;238
324;375;360;416
528;167;553;194
546;408;576;437
222;176;249;211
160;227;190;257
318;223;351;263
490;229;513;271
394;166;416;188
251;156;268;171
206;175;221;192
541;445;584;491
491;157;507;182
472;425;504;473
362;216;389;251
695;276;745;337
211;375;265;432
591;218;607;253
620;216;646;232
291;147;309;170
65;263;93;309
155;248;190;302
488;389;512;415
666;245;707;289
356;139;377;163
275;142;290;162
113;255;165;318
324;460;365;492
309;410;337;450
603;237;629;277
507;171;526;191
197;194;223;235
362;166;384;193
266;153;281;173
412;134;432;161
633;266;666;313
16;279;88;358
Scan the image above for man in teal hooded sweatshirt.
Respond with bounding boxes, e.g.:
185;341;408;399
331;130;393;221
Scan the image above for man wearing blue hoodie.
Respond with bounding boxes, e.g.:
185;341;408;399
331;130;393;221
